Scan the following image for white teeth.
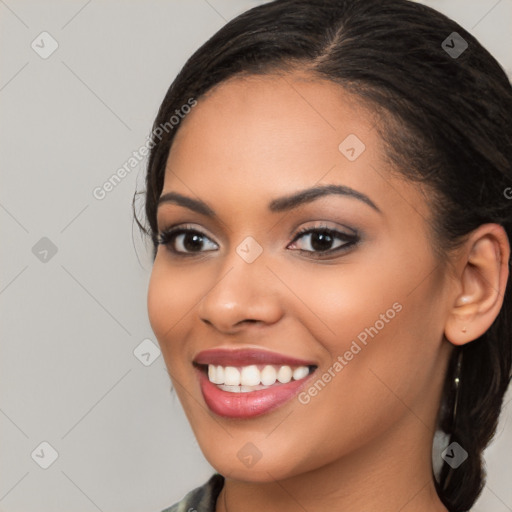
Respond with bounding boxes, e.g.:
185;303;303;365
224;366;241;386
206;364;313;388
260;365;277;386
217;384;274;393
277;365;292;383
240;365;261;386
293;366;309;380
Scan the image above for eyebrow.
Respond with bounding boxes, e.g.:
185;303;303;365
157;184;381;218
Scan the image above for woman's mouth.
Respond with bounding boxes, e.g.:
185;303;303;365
194;362;318;418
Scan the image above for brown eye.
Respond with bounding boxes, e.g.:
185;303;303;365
158;226;218;255
288;226;359;258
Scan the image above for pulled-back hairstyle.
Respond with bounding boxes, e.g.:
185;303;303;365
133;1;512;510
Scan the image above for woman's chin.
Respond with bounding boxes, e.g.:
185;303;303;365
201;444;318;483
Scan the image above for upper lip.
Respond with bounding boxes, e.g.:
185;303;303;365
193;348;317;368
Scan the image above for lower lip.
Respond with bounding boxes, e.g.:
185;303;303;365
196;366;316;419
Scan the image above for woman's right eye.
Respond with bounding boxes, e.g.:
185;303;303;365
157;226;218;256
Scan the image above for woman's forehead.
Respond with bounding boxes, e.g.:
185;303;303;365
164;73;423;216
168;74;377;182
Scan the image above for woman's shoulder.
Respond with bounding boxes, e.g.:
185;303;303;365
160;473;225;512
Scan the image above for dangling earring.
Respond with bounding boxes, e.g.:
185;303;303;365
451;349;463;426
441;348;463;491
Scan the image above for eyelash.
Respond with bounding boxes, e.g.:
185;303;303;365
157;223;359;260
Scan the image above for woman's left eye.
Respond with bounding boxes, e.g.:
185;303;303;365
157;224;359;259
288;226;359;257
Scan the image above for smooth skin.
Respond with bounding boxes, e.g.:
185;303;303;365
147;71;510;512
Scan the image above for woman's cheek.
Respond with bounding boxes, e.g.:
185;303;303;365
147;265;183;349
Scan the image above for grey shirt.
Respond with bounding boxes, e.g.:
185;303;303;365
161;473;225;512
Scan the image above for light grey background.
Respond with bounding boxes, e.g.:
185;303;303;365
1;1;511;511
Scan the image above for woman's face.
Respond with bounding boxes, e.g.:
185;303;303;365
147;72;454;482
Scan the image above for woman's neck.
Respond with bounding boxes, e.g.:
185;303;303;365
214;413;450;512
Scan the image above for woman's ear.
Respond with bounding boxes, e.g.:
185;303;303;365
444;223;510;346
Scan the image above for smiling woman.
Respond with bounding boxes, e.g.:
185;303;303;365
132;1;512;511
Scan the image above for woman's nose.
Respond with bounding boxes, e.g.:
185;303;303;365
196;246;283;333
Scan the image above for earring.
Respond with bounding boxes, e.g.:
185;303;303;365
461;326;467;333
452;350;462;432
452;349;463;427
441;348;464;491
